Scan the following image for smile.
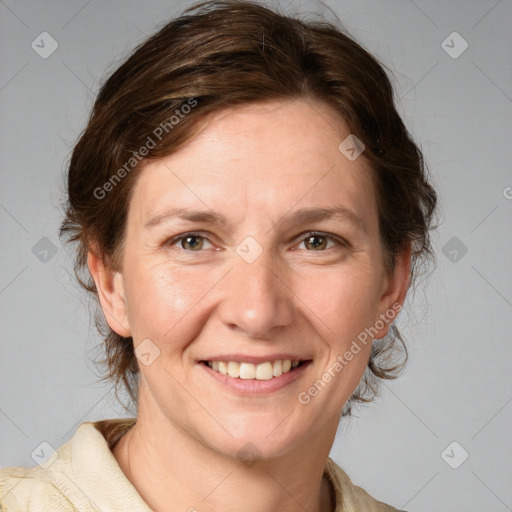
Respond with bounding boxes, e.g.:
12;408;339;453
204;360;302;380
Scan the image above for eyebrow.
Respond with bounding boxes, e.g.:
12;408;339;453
144;205;367;234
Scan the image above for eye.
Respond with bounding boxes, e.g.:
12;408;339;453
167;231;347;253
296;232;348;251
169;232;215;252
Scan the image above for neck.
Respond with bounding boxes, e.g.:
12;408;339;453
112;391;338;512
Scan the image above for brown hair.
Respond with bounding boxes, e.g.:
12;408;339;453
60;0;437;415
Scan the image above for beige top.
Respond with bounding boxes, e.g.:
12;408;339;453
0;418;403;512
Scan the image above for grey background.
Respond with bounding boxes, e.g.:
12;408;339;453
1;0;511;510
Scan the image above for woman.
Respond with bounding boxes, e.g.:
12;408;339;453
0;0;437;510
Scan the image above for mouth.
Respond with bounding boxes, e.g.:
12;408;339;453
200;359;310;381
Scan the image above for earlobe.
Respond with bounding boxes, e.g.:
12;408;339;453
374;244;412;338
87;251;131;338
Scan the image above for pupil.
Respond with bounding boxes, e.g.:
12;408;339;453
308;235;325;250
185;236;202;250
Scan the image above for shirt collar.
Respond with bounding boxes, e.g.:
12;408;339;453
70;418;152;511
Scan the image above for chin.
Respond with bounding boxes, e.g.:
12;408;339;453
196;412;313;463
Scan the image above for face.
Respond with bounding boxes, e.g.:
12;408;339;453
91;99;409;459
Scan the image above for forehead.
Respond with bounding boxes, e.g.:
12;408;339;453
129;99;378;232
171;99;361;173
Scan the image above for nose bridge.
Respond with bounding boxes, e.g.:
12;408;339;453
218;244;293;338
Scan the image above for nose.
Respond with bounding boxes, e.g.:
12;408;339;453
217;248;294;339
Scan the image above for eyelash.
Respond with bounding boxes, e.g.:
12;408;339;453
167;231;349;253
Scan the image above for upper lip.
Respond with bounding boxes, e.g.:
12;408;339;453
199;354;311;364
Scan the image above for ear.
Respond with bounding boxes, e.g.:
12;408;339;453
373;243;411;339
87;250;131;338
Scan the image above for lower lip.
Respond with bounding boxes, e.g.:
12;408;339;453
199;361;312;395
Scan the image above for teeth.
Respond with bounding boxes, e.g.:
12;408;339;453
206;359;301;380
273;360;283;377
256;362;273;380
227;361;240;378
218;361;228;375
240;362;256;379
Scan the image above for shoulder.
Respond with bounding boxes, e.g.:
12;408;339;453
0;462;84;512
0;418;136;512
325;457;407;512
0;467;75;512
0;440;97;512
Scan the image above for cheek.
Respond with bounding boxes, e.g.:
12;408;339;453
294;262;382;338
293;263;380;395
122;260;213;342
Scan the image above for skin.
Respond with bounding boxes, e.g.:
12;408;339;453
88;99;411;512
